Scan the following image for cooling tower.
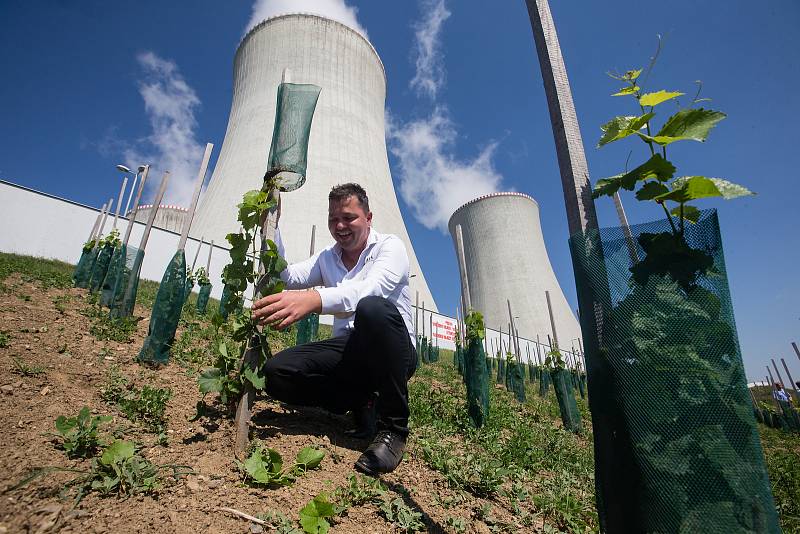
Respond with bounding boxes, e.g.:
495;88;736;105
131;205;187;234
191;13;437;310
448;192;581;348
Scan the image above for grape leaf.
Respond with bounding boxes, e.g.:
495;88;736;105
592;154;675;198
655;176;754;203
638;108;726;145
299;493;334;534
295;447;325;470
598;113;655;147
638;90;684;107
100;440;135;466
636;182;670;200
612;86;639;96
198;368;224;393
670;205;701;223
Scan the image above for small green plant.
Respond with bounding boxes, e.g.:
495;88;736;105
379;496;425;533
331;473;388;514
299;493;336;534
12;440;189;504
445;516;467;533
100;228;121;249
238;441;324;487
257;509;303;534
195;267;210;286
0;329;9;348
51;406;112;458
592;58;753;289
101;370;172;434
53;294;71;314
11;356;46;377
544;345;565;369
198;185;287;406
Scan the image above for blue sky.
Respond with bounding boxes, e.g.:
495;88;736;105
1;0;798;381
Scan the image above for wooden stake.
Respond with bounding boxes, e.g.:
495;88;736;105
97;198;113;239
613;192;639;264
792;342;800;363
545;290;559;348
454;224;472;314
205;240;214;273
780;358;798;402
309;224;316;256
88;203;106;241
112;176;128;230
137;173;170;253
190;238;204;270
122;165;150;247
178;143;214;251
234;186;280;457
771;358;787;389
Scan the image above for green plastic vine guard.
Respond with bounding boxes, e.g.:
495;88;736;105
138;250;186;364
196;283;212;315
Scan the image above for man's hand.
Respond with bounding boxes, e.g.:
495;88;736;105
252;289;321;330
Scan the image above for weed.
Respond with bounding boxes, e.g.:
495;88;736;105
11;356;46;377
18;294;31;302
12;440;189;504
299;493;335;533
0;253;73;289
101;370;172;433
445;516;467;533
379;496;425;532
0;330;9;348
51;406;111;458
84;302;138;343
331;473;387;514
53;294;70;314
238;441;324;487
257;509;302;534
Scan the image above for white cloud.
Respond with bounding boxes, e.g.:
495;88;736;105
124;51;205;207
388;108;505;232
245;0;367;37
389;0;506;233
409;0;451;99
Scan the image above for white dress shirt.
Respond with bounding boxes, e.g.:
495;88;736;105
277;228;415;342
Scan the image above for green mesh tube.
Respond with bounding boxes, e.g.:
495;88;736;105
99;245;126;307
778;401;800;431
510;361;526;403
551;368;582;432
266;83;322;192
183;278;195;305
195;283;212;315
218;284;232;320
295;313;319;345
568;209;778;532
464;337;489;428
138;250;186;364
73;247;95;288
538;368;550;397
578;373;586;399
528;363;536;382
110;248;143;319
88;243;115;293
496;357;505;385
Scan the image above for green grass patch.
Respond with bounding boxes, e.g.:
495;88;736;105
0;253;74;289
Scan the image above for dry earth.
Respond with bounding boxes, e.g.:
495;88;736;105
0;275;522;534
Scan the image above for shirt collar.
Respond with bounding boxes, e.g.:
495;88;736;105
333;228;379;258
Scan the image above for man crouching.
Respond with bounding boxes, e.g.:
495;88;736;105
252;183;417;475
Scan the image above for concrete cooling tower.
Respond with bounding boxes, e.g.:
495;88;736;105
448;192;581;347
131;205;187;234
191;13;437;310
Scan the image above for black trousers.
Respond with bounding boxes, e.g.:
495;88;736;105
262;296;417;437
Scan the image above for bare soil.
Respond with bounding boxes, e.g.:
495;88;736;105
0;276;510;533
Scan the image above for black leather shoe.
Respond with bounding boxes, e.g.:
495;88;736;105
344;398;377;439
354;430;406;476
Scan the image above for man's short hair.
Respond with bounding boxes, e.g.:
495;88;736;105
329;183;370;212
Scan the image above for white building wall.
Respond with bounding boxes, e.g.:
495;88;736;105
0;181;229;300
190;13;437;311
448;192;582;351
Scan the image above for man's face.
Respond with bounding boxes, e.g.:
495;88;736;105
328;195;372;254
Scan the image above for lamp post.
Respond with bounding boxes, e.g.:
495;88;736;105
116;164;145;217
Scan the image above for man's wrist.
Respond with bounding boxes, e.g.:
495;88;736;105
310;289;323;314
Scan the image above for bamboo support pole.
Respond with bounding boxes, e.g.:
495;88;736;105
545;290;559;349
177;143;214;251
792;342;800;363
136;173;170;253
454;224;472;314
88;203;106;241
190;238;204;271
309;224;316;256
771;358;787;389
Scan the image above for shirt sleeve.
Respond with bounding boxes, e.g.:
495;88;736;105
275;227;324;289
315;236;409;315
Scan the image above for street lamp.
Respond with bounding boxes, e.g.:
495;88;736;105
116;164;145;216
